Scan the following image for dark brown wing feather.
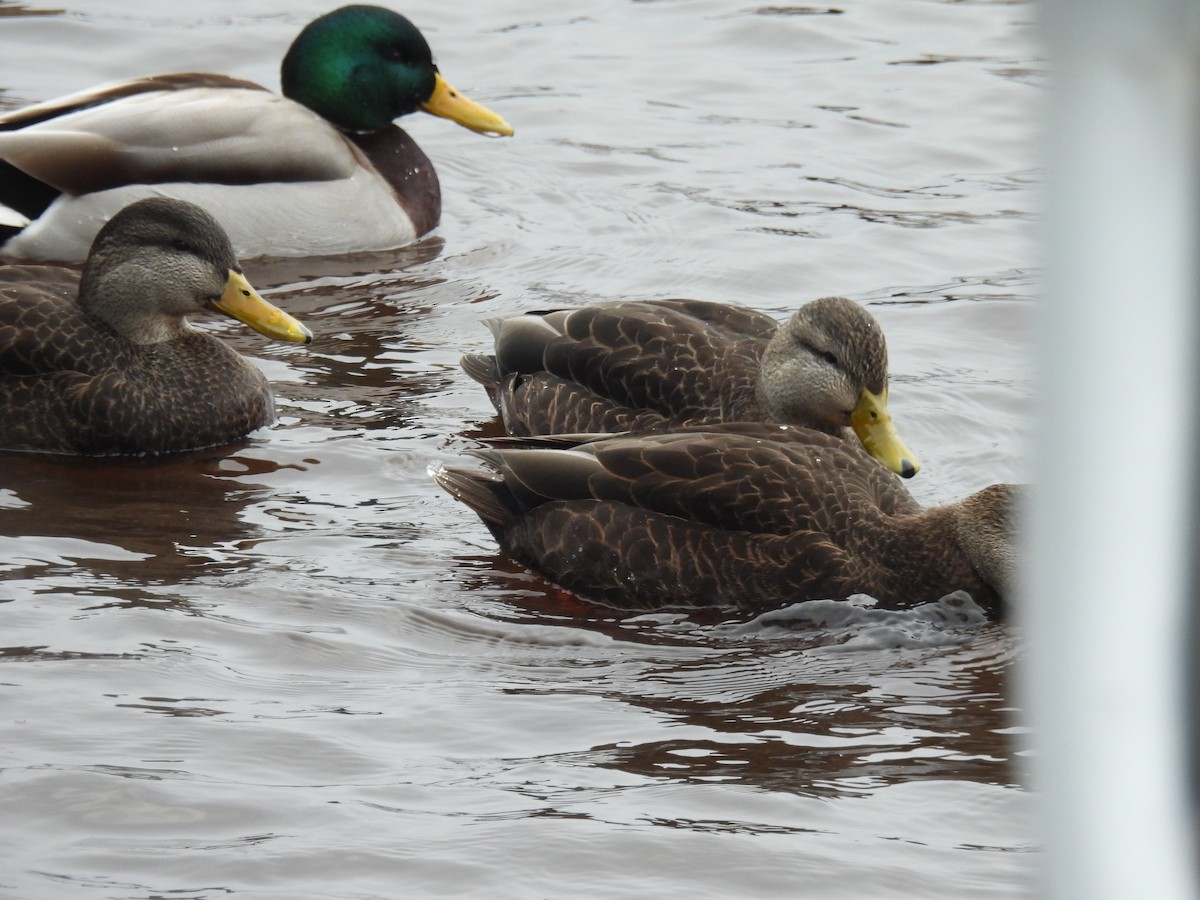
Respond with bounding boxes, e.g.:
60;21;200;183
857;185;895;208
548;301;765;417
0;267;273;455
496;426;919;534
0;267;101;376
639;298;779;340
465;300;774;435
436;424;963;612
500;499;853;610
496;372;672;436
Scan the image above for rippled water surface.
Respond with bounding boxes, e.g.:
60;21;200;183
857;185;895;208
0;1;1037;896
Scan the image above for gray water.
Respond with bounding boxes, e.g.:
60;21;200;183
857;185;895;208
0;1;1037;896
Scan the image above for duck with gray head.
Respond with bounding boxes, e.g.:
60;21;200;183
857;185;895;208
462;296;921;479
435;424;1018;617
0;197;312;455
0;5;513;262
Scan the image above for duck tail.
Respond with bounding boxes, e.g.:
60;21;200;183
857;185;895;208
460;352;499;387
432;464;516;530
460;353;502;409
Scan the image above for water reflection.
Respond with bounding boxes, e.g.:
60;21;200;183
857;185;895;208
0;450;287;578
231;241;464;435
596;634;1017;794
241;238;444;290
0;0;1038;894
441;550;1018;798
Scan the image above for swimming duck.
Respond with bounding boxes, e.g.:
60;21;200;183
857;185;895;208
0;197;312;455
461;296;921;478
435;424;1017;616
0;5;513;262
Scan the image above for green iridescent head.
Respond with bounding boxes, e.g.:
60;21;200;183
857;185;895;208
280;5;512;136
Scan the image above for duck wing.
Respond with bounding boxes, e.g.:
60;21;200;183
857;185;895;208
0;75;357;207
470;301;772;434
639;298;780;340
0;268;101;376
438;426;927;609
546;301;767;416
0;73;266;129
474;425;918;535
494;372;673;436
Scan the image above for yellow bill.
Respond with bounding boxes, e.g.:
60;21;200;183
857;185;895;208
422;72;514;136
210;270;312;344
850;388;920;479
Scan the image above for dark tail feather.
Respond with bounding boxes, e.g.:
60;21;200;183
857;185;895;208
460;353;502;410
433;465;516;529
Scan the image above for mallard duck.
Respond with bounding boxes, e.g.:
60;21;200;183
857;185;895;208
434;424;1017;616
0;196;312;455
461;296;921;478
0;5;513;262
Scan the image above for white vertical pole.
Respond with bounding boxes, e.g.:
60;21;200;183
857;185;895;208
1027;0;1200;896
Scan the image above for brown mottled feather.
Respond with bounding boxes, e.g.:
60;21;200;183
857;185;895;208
0;297;273;454
0;199;286;455
436;424;1016;616
464;297;889;438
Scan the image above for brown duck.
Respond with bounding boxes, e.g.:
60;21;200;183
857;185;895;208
0;197;312;455
435;424;1017;616
461;296;921;478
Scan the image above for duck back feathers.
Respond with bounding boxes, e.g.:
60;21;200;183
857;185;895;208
465;296;921;478
465;299;792;435
0;197;310;455
436;425;1016;616
0;292;274;454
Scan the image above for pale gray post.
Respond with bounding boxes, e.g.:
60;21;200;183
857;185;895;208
1026;0;1200;895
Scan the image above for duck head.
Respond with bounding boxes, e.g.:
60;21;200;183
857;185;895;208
281;5;513;137
79;198;312;346
757;296;920;478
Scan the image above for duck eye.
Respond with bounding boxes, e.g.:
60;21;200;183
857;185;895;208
172;239;191;253
821;350;838;366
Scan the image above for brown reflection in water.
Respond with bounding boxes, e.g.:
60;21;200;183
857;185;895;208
460;414;512;444
582;650;1018;799
452;553;1019;797
241;238;443;291
0;446;296;591
234;239;461;433
114;698;228;717
0;644;139;661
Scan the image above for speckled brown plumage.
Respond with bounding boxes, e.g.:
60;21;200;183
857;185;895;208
462;297;887;436
435;424;1017;617
0;197;309;456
